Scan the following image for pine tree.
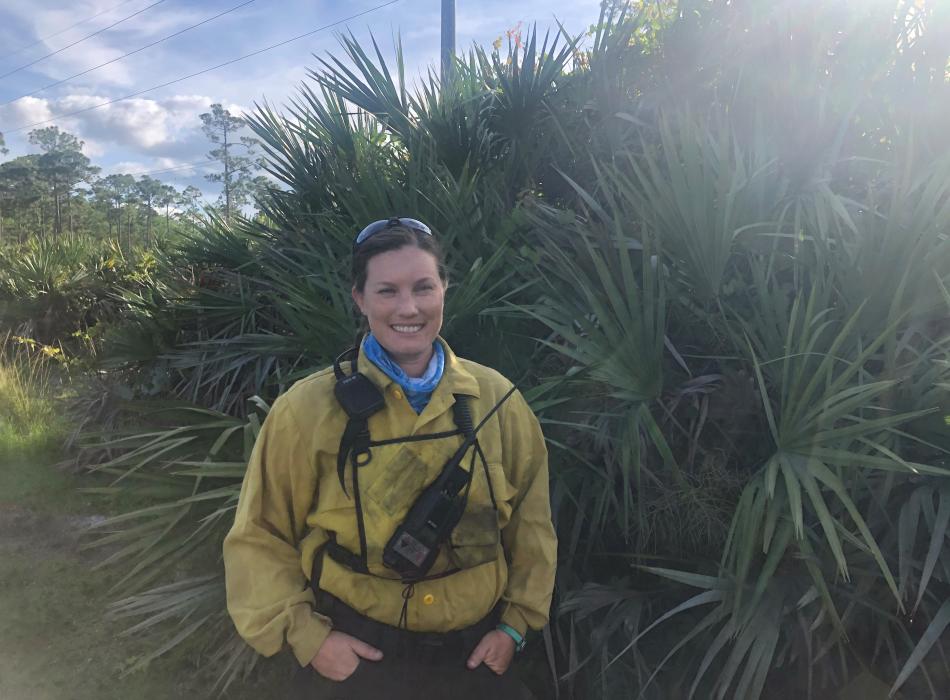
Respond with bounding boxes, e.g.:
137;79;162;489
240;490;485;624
199;104;262;222
27;127;99;237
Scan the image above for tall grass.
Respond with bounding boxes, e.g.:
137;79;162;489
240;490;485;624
0;336;66;455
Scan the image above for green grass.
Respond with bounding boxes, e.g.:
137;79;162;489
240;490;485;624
0;529;295;699
0;348;295;699
0;338;65;459
0;454;297;699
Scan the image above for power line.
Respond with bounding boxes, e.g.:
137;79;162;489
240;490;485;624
0;0;168;81
3;0;402;135
2;0;258;106
0;0;141;63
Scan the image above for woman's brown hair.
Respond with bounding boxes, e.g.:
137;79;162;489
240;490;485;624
351;225;448;293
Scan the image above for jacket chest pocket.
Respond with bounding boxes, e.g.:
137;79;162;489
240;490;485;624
448;461;513;569
362;439;468;518
364;446;428;518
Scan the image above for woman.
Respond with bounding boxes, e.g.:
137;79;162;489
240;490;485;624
223;217;557;699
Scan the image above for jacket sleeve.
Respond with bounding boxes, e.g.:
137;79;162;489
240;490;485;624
222;394;332;667
497;388;558;636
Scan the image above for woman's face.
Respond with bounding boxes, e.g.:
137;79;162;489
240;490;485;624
352;245;446;372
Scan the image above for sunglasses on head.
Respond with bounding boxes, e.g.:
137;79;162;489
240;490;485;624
354;217;433;248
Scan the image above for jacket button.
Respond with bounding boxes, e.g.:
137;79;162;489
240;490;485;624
393;389;404;401
423;593;435;605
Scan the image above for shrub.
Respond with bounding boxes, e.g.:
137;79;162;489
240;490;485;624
72;2;950;697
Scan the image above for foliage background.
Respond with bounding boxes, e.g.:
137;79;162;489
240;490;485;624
3;1;949;698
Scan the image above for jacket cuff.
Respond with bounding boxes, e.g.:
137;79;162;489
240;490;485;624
499;603;529;638
287;609;333;667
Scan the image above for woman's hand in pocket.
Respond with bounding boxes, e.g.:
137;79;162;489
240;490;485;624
466;629;515;675
310;631;384;681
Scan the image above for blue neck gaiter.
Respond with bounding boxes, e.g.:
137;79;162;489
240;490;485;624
363;333;445;414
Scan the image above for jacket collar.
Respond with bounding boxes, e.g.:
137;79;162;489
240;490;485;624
356;336;480;400
356;336;480;433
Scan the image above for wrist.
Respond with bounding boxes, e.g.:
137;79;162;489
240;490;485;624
495;623;525;652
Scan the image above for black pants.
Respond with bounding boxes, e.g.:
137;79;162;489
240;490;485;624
290;592;532;700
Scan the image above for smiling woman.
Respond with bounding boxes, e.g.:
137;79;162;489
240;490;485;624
222;217;557;700
351;223;447;378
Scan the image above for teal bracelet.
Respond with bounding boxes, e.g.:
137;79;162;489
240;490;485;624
496;623;526;652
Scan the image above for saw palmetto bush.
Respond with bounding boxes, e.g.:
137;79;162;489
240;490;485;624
0;235;152;349
60;1;950;697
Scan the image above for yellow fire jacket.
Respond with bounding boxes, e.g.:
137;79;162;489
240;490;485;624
223;338;557;667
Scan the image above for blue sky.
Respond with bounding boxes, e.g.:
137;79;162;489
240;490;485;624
0;0;603;202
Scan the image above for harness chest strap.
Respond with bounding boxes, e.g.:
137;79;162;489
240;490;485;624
327;391;507;580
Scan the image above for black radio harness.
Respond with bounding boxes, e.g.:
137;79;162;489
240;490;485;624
325;345;515;586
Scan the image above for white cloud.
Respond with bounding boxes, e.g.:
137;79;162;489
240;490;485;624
0;0;207;88
0;92;253;170
25;0;123;36
0;0;603;191
110;159;147;174
0;92;239;150
162;94;213;123
112;4;208;40
106;155;216;182
154;156;188;169
0;96;53;129
56;94;171;148
40;39;136;87
82;136;105;157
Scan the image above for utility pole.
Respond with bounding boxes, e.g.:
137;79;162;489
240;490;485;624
441;0;455;82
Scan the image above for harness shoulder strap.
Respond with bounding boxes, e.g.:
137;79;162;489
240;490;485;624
451;394;497;510
325;534;369;574
452;394;475;441
337;416;371;495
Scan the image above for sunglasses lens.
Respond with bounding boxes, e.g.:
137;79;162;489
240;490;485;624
399;218;432;235
355;220;388;246
354;217;433;247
